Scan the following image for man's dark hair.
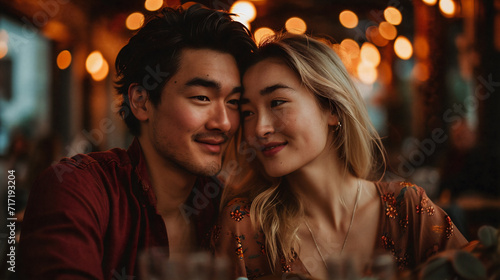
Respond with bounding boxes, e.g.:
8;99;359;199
115;4;256;136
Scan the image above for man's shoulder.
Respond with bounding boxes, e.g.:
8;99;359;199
58;147;131;169
37;147;134;191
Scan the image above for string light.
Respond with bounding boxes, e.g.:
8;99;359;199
357;62;378;84
379;21;397;40
86;51;104;74
394;36;413;60
439;0;456;17
145;0;163;11
360;42;381;67
57;50;72;69
339;10;358;29
384;7;402;25
254;27;275;45
230;1;257;23
423;0;438;5
366;26;389;47
126;12;144;30
340;39;360;59
285;17;307;34
91;59;109;81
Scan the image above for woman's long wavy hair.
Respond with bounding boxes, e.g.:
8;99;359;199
221;33;386;272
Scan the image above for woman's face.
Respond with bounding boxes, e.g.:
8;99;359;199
241;58;337;177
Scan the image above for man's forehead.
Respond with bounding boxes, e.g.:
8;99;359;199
174;48;240;84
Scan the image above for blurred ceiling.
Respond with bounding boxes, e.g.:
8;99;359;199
0;0;415;48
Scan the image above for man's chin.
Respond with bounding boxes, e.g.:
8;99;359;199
188;161;222;177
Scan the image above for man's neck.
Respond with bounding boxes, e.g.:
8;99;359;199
138;137;197;217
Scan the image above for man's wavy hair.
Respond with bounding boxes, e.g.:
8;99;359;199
115;4;256;136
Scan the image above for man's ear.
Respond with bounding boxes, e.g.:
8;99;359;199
128;84;149;121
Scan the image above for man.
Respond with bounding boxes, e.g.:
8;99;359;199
19;4;256;279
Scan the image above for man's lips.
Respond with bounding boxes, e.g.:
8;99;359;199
195;138;226;145
195;136;228;153
260;142;287;157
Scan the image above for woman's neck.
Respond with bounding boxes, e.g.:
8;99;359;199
285;155;359;229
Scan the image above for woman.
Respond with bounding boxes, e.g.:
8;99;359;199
212;33;468;280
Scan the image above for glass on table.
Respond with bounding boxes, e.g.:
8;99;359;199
139;248;229;280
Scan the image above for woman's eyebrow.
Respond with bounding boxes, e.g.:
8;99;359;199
260;84;291;95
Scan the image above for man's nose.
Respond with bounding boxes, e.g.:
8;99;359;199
206;103;232;132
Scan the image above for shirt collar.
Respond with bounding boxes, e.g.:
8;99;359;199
127;137;158;207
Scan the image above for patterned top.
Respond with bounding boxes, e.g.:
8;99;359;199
211;181;468;279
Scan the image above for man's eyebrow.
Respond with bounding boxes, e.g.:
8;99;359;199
185;78;242;95
231;86;243;95
185;77;220;90
260;84;291;95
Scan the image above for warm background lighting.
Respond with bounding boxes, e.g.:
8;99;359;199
285;17;307;34
91;59;109;81
366;26;389;47
339;10;358;29
0;30;8;59
357;62;378;84
423;0;438;5
0;41;7;59
360;42;381;67
57;50;72;70
378;61;393;85
340;39;360;59
379;21;397;40
86;51;104;74
145;0;163;11
384;7;402;25
394;36;413;60
254;27;275;45
0;29;8;41
439;0;456;17
413;62;430;81
414;36;430;58
230;1;257;23
126;12;145;30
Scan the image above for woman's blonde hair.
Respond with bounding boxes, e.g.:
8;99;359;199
221;32;386;271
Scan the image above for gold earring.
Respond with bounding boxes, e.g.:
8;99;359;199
334;121;342;132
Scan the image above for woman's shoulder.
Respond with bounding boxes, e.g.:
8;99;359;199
375;181;433;216
376;181;428;202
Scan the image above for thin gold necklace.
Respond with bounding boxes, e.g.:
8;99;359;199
304;179;362;268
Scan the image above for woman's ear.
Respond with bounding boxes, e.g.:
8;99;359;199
327;112;339;126
128;84;149;121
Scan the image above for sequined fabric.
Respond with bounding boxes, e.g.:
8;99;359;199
211;181;468;279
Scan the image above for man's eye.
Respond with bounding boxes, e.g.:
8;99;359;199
271;100;286;107
191;96;210;102
227;99;240;106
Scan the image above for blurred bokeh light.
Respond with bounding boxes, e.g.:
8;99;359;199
285;17;307;34
339;10;358;29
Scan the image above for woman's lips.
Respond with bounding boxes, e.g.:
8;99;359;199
261;142;287;157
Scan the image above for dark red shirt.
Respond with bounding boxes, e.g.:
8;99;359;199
19;138;222;279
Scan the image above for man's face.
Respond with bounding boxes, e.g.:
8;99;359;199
147;48;241;176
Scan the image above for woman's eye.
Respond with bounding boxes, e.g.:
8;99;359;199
191;96;210;102
271;100;286;107
241;110;254;119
